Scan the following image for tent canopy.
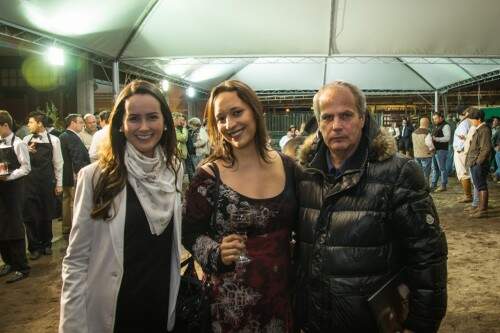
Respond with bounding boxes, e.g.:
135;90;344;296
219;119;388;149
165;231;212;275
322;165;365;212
1;0;500;93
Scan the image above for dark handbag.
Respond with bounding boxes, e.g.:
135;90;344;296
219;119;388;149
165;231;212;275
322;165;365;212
174;256;211;332
367;270;410;333
175;163;220;333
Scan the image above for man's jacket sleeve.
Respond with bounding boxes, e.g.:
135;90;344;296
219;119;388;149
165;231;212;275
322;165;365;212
391;160;448;333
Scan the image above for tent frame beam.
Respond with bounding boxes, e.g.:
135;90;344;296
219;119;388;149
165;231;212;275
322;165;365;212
0;21;201;92
396;57;436;90
323;0;336;84
449;58;474;78
121;55;500;65
115;0;160;60
440;69;500;93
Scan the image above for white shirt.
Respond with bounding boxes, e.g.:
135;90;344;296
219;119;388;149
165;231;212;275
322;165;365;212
88;125;109;162
279;134;292;150
23;130;63;187
194;126;210;157
0;132;31;181
424;133;435;152
453;119;471;152
464;125;477;154
79;129;94;150
388;126;400;138
433;124;451;143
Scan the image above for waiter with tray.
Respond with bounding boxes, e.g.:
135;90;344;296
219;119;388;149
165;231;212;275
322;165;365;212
0;110;31;283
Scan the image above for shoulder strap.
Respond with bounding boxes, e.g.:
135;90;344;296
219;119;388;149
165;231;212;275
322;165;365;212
207;162;221;228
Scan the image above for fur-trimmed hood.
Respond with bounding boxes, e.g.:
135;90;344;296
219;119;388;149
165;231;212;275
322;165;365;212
297;114;397;167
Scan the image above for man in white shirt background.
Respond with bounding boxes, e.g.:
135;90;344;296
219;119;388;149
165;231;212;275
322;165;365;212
23;112;63;260
0;110;31;283
453;108;472;202
79;113;97;150
88;110;110;162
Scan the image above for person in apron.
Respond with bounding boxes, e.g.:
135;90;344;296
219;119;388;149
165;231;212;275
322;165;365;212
23;112;63;260
0;110;31;283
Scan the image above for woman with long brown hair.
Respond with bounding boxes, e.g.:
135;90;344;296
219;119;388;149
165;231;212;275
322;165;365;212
60;80;183;333
182;80;298;332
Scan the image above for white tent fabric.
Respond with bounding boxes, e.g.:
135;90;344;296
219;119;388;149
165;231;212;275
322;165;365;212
1;0;500;92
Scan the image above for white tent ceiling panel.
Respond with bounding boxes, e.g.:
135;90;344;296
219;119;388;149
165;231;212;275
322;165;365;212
1;1;500;93
185;64;247;89
404;63;470;88
459;61;500;77
333;0;500;56
325;62;433;91
461;65;500;77
0;0;150;57
230;63;324;91
122;0;332;58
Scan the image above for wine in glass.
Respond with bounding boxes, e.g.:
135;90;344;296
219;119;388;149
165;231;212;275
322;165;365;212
229;208;254;265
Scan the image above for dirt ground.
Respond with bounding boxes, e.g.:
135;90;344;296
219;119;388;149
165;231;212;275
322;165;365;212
0;178;499;333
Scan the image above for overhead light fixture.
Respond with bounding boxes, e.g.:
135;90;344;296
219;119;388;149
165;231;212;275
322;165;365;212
45;46;64;66
161;80;169;91
186;86;196;98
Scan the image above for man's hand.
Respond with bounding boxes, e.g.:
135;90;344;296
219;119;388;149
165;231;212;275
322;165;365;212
0;175;8;181
55;186;63;196
28;142;37;153
220;234;246;265
403;329;414;333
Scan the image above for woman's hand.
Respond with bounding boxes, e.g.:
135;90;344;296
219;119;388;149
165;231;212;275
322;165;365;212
220;234;246;265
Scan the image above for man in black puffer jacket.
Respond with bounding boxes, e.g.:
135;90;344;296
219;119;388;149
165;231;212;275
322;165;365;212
294;81;447;333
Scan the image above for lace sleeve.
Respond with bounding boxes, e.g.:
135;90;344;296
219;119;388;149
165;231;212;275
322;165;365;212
182;168;231;274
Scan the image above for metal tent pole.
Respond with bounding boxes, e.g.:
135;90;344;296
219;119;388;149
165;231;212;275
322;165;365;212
434;90;439;113
112;61;120;100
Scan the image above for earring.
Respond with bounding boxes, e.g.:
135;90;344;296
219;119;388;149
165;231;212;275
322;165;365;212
164;127;167;131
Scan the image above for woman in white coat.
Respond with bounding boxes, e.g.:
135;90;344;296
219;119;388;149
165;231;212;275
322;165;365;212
59;80;183;333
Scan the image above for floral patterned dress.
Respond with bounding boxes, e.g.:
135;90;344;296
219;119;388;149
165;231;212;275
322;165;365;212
182;154;298;333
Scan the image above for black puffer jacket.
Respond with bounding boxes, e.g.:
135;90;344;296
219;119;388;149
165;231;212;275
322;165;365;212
295;116;447;333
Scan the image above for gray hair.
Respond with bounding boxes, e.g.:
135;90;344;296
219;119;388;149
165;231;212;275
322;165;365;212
312;81;367;122
83;113;96;121
188;117;202;127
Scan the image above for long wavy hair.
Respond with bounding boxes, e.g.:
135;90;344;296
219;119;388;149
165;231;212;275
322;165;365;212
91;80;179;220
204;80;271;167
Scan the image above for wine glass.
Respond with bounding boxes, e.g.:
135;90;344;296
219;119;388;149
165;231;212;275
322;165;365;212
0;162;9;176
229;208;254;265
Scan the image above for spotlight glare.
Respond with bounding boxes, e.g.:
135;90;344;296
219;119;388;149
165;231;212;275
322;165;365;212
161;80;169;91
186;86;196;98
45;46;64;66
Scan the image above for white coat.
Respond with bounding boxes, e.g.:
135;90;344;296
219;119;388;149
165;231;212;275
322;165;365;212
59;162;183;332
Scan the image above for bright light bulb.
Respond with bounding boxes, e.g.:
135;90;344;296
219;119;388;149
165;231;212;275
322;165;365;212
45;47;64;66
186;86;196;98
161;80;169;91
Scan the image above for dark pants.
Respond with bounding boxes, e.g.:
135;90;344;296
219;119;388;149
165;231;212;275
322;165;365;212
470;164;488;191
399;138;412;155
0;239;30;273
24;198;53;252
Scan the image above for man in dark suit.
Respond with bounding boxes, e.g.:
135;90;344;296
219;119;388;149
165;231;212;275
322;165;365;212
399;117;414;157
59;114;90;240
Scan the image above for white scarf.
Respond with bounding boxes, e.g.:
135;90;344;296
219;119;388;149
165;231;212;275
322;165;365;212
124;142;177;235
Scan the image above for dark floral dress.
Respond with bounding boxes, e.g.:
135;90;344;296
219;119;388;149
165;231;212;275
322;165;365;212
182;154;298;333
